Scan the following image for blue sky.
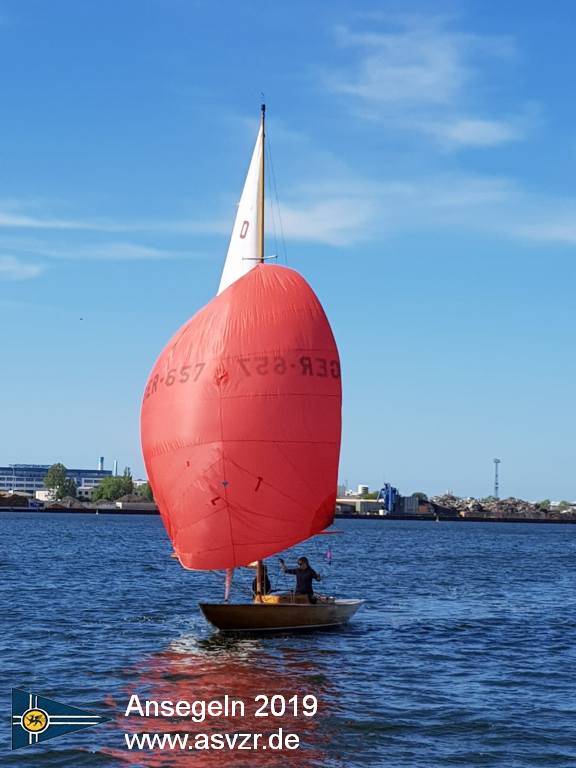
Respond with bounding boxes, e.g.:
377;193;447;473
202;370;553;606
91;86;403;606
1;1;574;500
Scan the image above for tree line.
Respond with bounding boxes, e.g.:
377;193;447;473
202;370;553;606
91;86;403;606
43;463;153;502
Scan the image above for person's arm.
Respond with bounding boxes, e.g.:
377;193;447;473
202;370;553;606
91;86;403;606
279;558;298;575
313;570;321;581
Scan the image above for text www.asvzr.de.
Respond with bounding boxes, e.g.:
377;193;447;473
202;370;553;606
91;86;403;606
125;728;300;752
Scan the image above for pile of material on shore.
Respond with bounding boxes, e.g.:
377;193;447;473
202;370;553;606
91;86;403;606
430;494;576;520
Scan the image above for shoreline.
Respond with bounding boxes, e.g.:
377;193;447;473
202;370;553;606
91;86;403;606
336;513;576;524
1;507;575;524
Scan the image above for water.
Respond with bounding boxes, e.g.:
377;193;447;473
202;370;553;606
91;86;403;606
2;514;576;767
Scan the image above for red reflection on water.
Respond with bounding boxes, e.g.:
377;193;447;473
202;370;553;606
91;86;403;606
104;635;336;767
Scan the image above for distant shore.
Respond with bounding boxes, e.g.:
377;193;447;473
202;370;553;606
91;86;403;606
2;507;576;524
337;513;576;525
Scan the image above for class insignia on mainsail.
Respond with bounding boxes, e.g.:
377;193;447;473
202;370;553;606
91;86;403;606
140;105;363;631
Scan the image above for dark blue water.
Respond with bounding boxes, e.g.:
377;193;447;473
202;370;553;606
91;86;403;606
2;514;576;767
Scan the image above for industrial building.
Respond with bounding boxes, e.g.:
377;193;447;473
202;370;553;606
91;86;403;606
0;463;112;496
336;495;422;516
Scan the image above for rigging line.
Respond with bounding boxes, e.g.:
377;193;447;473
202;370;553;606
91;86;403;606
270;141;287;266
277;561;291;595
267;137;288;266
205;569;228;583
208;568;257;598
265;140;280;262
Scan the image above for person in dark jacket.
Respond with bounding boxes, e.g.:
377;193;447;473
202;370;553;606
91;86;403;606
279;556;321;602
251;564;271;597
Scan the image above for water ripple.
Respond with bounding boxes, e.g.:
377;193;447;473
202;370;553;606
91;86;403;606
2;515;576;766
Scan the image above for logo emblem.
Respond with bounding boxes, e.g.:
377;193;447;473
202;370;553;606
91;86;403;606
12;689;109;750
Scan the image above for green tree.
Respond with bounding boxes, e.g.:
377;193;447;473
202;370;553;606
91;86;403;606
412;492;428;501
120;467;133;496
92;468;134;502
44;463;66;492
537;499;551;510
136;482;154;501
61;478;77;498
44;463;76;500
92;477;124;501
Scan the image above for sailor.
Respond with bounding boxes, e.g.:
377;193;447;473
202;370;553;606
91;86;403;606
279;556;321;603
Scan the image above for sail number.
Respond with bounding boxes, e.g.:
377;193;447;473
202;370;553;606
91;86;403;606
144;356;340;399
144;364;206;399
238;356;340;379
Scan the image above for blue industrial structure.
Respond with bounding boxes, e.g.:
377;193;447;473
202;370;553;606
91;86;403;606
376;483;399;513
0;464;112;495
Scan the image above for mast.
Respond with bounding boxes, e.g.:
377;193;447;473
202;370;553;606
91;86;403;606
255;103;266;599
258;103;265;263
255;560;265;599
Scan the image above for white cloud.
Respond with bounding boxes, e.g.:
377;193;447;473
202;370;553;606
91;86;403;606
328;17;526;149
426;118;521;148
0;211;102;230
333;20;470;107
1;177;575;279
0;236;207;262
264;169;576;248
264;173;517;245
0;233;213;281
2;159;574;274
0;256;43;280
516;220;576;245
278;196;377;246
0;202;231;238
40;241;187;261
149;218;229;236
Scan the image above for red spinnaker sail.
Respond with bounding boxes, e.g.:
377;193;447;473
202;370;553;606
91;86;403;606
140;265;342;570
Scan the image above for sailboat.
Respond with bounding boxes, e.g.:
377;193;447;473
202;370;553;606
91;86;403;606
141;105;363;631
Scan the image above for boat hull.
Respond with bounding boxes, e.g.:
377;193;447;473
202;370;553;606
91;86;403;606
199;599;364;632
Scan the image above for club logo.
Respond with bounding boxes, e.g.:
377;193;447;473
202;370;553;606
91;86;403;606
12;689;110;750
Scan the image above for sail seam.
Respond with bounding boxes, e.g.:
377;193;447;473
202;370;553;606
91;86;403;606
214;393;340;400
216;369;236;564
148;439;338;454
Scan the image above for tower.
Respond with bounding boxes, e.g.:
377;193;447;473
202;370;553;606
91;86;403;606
493;458;501;499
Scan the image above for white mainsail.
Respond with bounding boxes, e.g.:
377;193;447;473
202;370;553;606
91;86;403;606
217;124;263;294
